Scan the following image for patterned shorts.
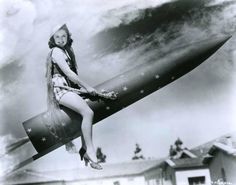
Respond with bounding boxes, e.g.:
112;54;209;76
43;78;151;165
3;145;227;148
52;74;70;102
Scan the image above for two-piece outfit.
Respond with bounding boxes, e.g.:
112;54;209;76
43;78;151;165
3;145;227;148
50;47;80;102
45;47;81;140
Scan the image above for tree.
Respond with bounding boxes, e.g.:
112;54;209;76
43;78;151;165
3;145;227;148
96;147;106;163
174;138;183;152
132;143;145;160
169;145;177;157
168;138;184;158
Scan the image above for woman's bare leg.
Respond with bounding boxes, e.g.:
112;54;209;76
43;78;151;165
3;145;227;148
81;134;87;150
59;92;97;161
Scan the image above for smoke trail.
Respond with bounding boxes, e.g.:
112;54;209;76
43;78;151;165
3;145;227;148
0;135;18;178
0;135;33;180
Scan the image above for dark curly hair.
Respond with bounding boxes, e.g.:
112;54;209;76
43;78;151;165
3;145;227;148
48;26;73;49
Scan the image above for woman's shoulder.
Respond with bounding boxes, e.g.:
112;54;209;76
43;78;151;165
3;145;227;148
51;47;65;55
51;47;66;60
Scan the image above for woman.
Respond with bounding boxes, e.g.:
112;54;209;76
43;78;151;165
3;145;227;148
46;24;102;170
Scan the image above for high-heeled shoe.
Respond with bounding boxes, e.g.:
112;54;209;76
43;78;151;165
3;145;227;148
83;153;103;170
79;147;86;161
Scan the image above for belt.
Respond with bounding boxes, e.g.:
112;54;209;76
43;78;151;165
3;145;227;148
52;74;63;78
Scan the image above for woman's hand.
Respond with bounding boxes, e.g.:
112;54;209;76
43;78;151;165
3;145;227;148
86;87;98;96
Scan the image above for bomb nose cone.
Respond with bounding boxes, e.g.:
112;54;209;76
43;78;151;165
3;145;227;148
210;35;231;46
181;35;231;71
215;35;232;45
197;35;231;57
172;35;231;67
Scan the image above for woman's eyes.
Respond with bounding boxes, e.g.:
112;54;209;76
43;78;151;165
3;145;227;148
55;35;67;38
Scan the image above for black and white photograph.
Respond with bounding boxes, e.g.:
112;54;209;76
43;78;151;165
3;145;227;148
0;0;236;184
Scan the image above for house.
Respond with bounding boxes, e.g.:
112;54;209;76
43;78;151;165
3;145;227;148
203;135;236;184
162;158;211;185
144;139;211;185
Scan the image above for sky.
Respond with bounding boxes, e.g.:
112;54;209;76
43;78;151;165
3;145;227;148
0;0;236;173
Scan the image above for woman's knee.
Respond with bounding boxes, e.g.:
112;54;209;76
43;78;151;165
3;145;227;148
59;92;93;117
81;107;94;118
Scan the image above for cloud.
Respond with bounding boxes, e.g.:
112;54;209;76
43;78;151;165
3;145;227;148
0;61;24;88
0;0;36;67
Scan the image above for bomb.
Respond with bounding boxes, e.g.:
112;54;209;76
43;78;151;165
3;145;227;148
7;35;231;173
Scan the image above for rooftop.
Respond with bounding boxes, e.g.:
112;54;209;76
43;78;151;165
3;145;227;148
202;142;236;164
2;169;63;185
170;158;205;169
3;159;163;184
191;132;236;157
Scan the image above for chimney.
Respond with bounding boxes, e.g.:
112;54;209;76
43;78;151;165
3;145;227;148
226;135;233;148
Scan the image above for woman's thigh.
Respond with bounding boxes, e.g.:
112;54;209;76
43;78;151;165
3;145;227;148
59;92;92;115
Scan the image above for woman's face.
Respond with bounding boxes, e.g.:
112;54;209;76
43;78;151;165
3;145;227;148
53;29;68;48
